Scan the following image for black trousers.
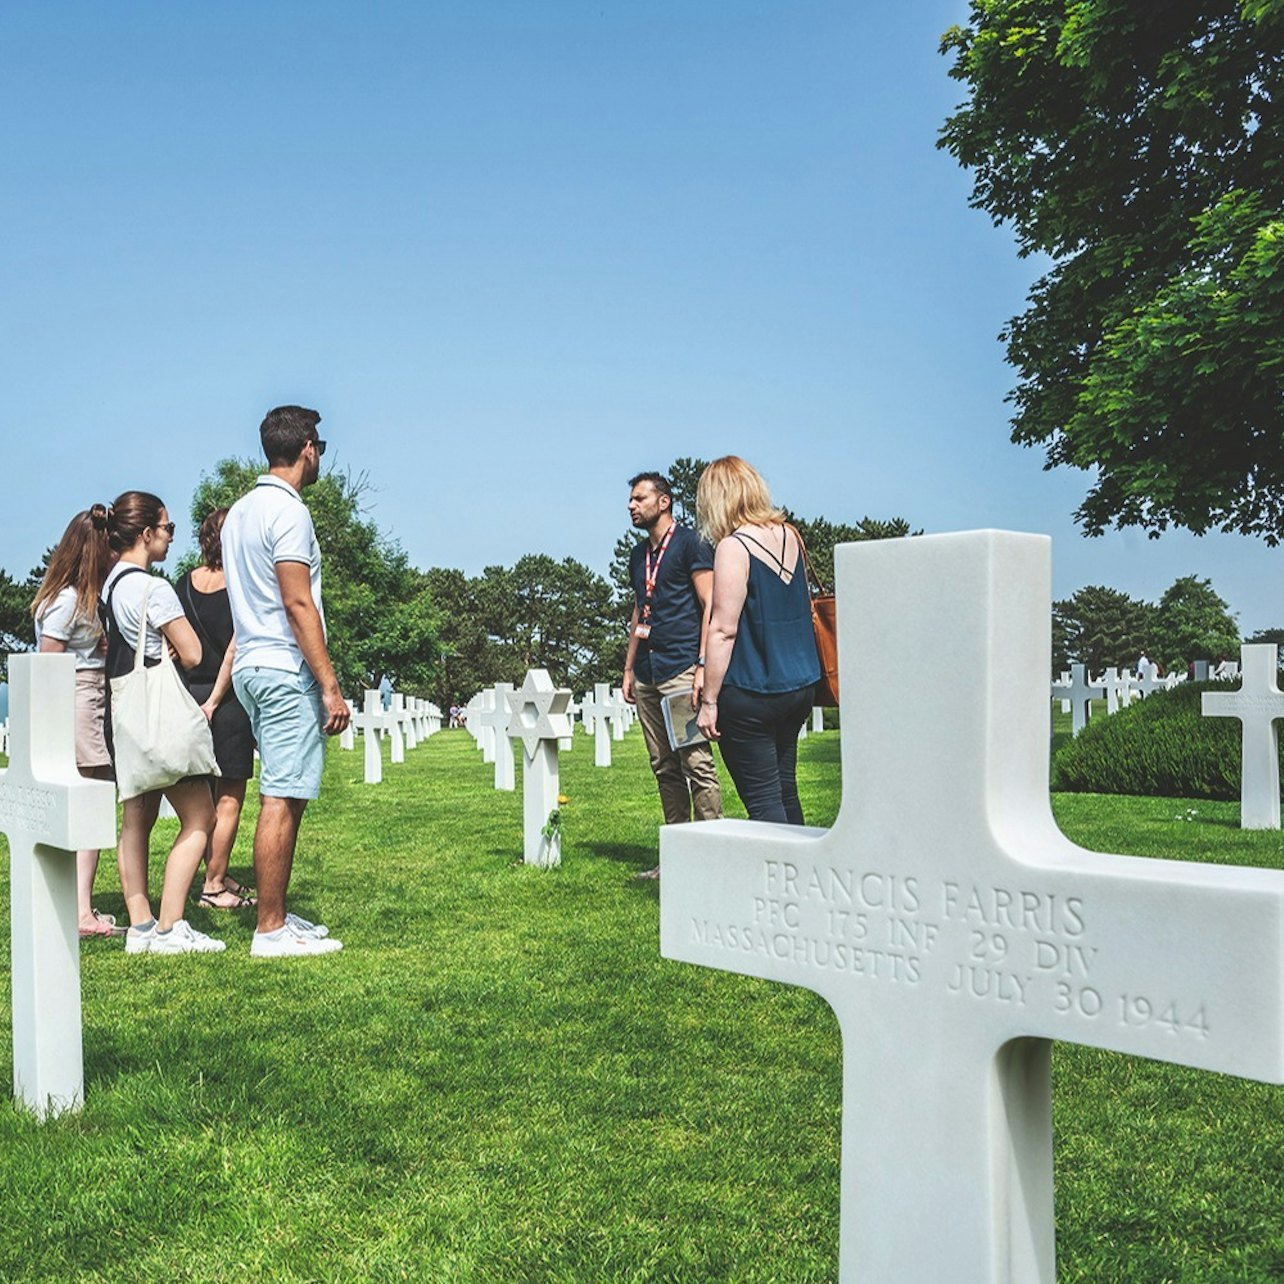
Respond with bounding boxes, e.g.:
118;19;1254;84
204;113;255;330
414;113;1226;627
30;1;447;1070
716;683;816;824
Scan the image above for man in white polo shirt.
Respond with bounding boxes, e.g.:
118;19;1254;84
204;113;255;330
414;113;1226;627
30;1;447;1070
222;405;351;958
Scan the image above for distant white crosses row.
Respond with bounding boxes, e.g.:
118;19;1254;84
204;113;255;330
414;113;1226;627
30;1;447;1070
1052;656;1241;734
340;689;443;785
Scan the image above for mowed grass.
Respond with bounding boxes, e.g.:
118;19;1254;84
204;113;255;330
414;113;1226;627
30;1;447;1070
0;724;1280;1280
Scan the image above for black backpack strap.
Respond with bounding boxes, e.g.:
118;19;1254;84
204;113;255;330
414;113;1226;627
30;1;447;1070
99;566;149;681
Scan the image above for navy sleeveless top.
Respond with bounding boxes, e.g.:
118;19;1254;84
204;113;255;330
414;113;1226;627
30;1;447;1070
723;526;822;695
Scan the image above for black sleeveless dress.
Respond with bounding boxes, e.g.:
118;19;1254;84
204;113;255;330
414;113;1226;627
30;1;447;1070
176;571;256;780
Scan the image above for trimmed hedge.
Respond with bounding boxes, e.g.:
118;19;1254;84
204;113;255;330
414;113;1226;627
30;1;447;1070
1052;680;1274;800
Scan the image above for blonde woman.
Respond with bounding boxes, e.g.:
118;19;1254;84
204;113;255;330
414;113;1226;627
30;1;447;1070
31;504;123;937
695;457;821;823
101;491;223;955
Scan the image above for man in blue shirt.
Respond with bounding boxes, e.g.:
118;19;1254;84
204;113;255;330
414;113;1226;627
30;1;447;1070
621;473;723;874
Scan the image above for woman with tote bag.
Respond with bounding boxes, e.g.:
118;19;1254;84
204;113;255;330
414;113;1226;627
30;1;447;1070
101;491;224;955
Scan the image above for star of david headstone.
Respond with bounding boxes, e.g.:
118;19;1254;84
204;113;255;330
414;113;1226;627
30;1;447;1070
661;530;1284;1283
505;669;573;866
0;655;115;1117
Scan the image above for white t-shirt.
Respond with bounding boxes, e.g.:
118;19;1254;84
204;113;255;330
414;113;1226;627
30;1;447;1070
102;564;184;662
34;585;105;671
222;474;325;674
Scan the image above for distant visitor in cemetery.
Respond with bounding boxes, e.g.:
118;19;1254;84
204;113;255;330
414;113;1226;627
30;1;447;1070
101;491;223;954
31;504;124;939
176;507;257;912
621;469;723;877
222;405;349;957
695;456;820;824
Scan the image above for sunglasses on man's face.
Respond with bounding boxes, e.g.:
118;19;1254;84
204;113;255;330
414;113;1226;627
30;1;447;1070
312;437;327;457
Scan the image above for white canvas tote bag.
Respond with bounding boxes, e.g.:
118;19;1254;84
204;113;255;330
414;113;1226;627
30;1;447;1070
109;579;219;800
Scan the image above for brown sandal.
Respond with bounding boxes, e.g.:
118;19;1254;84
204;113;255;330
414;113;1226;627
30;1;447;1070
198;886;256;910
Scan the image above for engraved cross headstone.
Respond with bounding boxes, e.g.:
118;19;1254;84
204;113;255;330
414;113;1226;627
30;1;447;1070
661;531;1284;1284
506;669;573;866
581;683;614;768
352;689;383;785
1060;662;1105;734
1202;643;1284;830
478;682;516;791
0;654;115;1117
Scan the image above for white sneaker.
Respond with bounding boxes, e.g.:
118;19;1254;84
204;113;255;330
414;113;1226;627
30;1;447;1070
251;926;343;958
285;912;330;939
125;923;156;955
149;920;227;955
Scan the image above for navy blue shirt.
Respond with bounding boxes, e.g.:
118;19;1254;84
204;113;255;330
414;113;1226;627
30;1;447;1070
629;524;714;684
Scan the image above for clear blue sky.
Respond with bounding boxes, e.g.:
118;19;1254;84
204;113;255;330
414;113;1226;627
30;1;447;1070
3;1;1278;633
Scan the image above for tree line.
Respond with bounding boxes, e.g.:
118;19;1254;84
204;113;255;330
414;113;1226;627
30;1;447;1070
0;456;914;705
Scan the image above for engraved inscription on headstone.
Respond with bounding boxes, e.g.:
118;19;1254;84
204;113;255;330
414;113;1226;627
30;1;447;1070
662;531;1284;1284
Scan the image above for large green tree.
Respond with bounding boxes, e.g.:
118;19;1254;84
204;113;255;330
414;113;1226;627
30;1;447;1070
939;1;1284;540
0;567;40;681
1151;574;1241;668
1052;585;1154;673
190;459;440;698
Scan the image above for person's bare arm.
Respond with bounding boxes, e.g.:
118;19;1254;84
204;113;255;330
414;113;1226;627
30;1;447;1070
691;567;714;708
37;636;69;654
696;540;750;741
159;616;204;671
199;637;237;723
622;604;641;703
275;560;350;734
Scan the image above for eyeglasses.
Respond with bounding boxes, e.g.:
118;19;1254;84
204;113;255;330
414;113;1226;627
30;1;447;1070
311;437;327;457
155;522;176;536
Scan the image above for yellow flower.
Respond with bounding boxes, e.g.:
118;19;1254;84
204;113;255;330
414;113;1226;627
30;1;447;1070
557;794;570;805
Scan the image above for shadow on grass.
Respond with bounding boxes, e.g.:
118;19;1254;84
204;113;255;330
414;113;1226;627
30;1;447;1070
583;840;657;871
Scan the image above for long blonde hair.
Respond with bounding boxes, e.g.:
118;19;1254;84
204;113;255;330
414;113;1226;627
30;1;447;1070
696;456;786;544
31;505;114;625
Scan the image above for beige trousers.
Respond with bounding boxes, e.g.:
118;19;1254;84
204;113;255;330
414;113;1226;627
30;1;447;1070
633;665;723;825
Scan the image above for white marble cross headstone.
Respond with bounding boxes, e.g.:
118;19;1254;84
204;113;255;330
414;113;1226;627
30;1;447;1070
1132;660;1166;699
355;689;383;784
582;683;614;768
608;689;628;741
1202;643;1284;830
478;682;516;791
384;693;406;765
661;531;1284;1284
812;706;824;734
0;654;116;1118
506;669;573;866
338;699;356;751
1060;662;1105;734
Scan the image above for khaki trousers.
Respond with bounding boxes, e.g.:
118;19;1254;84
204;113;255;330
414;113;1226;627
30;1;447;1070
633;666;723;825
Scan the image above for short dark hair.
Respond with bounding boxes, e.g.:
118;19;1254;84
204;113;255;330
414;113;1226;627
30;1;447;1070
261;405;321;466
198;507;229;570
628;471;671;500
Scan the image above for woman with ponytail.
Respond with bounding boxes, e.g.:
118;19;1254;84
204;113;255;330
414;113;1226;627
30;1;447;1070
32;504;123;938
101;491;223;955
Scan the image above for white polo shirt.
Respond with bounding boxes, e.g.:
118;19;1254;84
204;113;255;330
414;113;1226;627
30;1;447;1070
223;475;325;674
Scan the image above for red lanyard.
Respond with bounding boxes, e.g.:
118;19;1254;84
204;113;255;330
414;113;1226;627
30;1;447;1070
641;525;675;622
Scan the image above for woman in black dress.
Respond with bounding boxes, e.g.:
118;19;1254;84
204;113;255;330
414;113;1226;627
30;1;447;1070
177;508;257;909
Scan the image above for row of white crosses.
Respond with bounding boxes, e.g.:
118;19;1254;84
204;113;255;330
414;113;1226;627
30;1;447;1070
343;689;442;785
662;530;1284;1283
1051;661;1186;735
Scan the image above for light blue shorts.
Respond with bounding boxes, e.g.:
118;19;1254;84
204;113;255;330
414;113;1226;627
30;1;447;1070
233;664;326;800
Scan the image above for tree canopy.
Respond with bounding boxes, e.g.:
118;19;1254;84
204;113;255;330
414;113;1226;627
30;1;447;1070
939;0;1284;541
189;459;440;697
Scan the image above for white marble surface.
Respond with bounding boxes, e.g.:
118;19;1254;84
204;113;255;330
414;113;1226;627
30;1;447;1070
0;655;115;1117
1203;643;1284;830
661;530;1284;1284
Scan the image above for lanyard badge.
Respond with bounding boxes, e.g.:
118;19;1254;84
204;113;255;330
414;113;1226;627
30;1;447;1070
635;525;675;641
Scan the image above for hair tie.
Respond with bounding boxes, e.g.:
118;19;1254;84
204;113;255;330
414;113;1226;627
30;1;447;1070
90;502;109;531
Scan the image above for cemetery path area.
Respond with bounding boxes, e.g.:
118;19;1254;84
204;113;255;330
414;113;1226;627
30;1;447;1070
0;733;1281;1280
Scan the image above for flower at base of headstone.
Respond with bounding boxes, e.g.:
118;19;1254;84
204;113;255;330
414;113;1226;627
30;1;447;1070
541;808;561;844
557;794;569;805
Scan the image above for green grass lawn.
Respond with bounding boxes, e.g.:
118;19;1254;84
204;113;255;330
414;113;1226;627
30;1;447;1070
0;725;1283;1281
